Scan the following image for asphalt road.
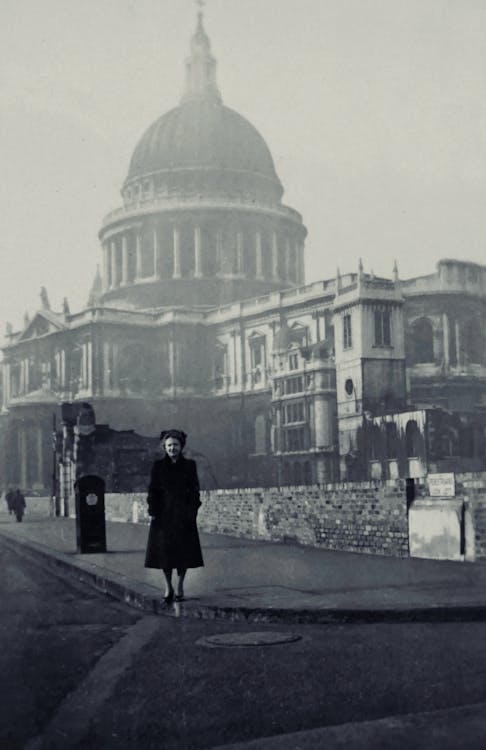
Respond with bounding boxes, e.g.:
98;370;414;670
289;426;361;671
2;542;486;749
0;543;141;750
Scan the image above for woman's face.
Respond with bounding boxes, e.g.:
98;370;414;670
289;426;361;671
164;437;182;460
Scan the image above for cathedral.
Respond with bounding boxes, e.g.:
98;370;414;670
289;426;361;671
2;13;486;493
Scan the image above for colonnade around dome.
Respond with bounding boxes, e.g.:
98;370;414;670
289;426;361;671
100;216;305;297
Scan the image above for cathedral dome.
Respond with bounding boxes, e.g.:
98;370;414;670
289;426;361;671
127;100;280;190
100;12;306;310
122;12;283;204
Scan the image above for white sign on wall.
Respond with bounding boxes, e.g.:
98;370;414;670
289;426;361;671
427;472;455;497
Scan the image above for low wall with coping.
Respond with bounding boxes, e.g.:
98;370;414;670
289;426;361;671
104;483;410;557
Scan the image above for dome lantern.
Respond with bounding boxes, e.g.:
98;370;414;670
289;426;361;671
181;10;221;105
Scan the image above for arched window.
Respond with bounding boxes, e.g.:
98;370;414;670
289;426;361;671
304;461;312;485
370;425;383;461
405;420;421;458
385;422;399;459
461;318;484;365
411;318;434;364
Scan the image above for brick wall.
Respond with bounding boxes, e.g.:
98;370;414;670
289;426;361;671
198;482;409;556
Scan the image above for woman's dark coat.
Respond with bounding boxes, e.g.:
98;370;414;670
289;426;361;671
144;455;204;570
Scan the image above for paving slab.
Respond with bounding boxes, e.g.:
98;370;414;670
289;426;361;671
1;512;486;623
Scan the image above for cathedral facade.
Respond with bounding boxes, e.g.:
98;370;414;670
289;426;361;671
2;15;486;493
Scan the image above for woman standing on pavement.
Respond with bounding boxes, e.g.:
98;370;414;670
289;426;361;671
144;429;204;603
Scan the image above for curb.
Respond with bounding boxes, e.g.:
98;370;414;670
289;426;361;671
2;529;486;625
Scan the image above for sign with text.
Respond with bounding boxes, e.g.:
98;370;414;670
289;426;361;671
427;472;455;497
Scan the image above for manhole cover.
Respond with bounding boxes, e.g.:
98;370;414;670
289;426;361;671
196;631;302;648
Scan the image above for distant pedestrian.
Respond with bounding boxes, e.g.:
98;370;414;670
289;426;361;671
144;429;204;603
12;488;26;522
5;488;14;515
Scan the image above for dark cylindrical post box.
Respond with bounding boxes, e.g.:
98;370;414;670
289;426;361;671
75;475;107;553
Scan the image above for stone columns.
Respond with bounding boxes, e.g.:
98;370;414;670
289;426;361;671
110;240;117;288
153;227;160;278
20;360;26;393
103;342;111;391
216;230;223;273
173;226;181;278
442;313;450;370
19;428;27;489
236;231;244;274
255;231;263;280
102;244;109;291
194;225;202;278
455;320;461;367
136;231;143;279
121;235;129;285
271;231;279;279
285;239;291;281
87;341;92;390
81;343;86;389
3;363;10;408
298;241;305;284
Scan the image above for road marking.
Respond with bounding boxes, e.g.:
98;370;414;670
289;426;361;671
25;615;161;750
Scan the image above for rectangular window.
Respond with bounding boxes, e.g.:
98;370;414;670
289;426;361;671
284;426;305;451
343;314;352;349
284;376;303;395
250;337;266;384
283;400;305;424
250;338;265;369
289;353;299;371
374;310;392;346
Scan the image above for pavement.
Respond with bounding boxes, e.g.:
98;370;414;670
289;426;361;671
1;509;486;623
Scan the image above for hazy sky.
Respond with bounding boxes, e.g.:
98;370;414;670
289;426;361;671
1;0;486;333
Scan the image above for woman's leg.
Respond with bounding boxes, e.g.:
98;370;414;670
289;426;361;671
162;568;174;599
176;568;187;599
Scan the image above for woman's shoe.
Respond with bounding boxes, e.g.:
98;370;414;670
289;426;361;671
164;590;174;604
174;594;184;602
